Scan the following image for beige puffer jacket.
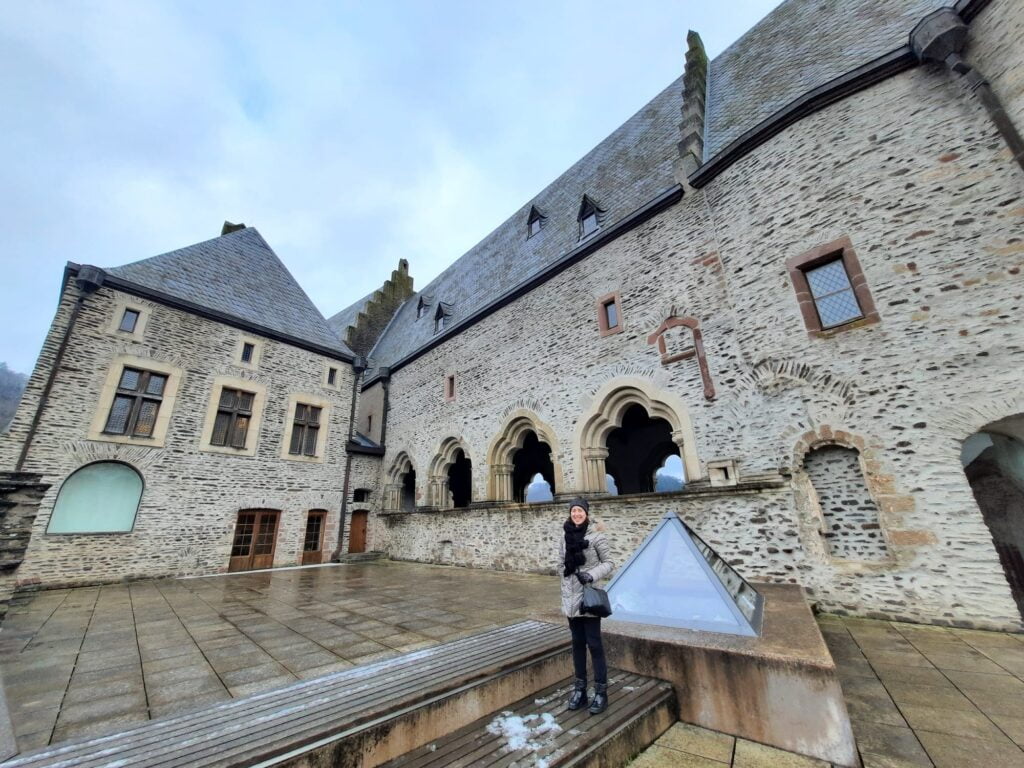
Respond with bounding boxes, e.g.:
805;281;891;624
558;528;614;618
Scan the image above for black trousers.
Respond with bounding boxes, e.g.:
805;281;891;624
568;616;607;684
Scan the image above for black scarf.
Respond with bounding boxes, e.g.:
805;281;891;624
563;518;590;576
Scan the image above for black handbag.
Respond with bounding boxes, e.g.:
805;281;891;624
580;584;612;618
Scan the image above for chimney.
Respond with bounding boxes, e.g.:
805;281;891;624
221;221;246;236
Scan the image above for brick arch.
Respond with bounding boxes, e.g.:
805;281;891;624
575;378;700;493
427;437;473;509
486;409;564;501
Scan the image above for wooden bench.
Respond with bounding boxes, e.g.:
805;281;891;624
381;670;676;768
3;620;572;768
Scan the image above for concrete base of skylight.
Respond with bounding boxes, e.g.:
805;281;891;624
598;582;858;768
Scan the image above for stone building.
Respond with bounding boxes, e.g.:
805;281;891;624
3;0;1023;630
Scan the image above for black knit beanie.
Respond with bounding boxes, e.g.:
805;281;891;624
569;497;589;515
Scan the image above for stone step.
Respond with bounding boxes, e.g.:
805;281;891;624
380;671;675;768
1;620;574;768
335;551;386;563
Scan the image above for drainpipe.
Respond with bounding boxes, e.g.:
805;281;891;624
15;266;105;471
911;8;1024;174
333;355;366;560
378;367;392;448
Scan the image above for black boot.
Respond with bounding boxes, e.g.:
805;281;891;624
567;678;588;710
588;683;608;714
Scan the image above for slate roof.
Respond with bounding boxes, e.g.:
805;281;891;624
327;290;376;339
366;74;684;373
703;0;950;159
107;227;352;356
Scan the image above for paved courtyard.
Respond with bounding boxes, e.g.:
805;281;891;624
1;562;1023;768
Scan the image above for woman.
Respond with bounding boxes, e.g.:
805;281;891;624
559;497;614;714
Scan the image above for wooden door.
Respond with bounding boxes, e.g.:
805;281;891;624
302;510;327;565
229;510;280;572
348;510;368;554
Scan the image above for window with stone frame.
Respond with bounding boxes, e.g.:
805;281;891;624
289;403;322;456
240;342;256;364
210;387;255;449
596;292;623;337
786;236;880;336
103;367;167;438
118;308;140;333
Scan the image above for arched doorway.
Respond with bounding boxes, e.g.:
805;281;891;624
448;449;472;507
487;410;564;502
427;438;473;509
963;416;1024;619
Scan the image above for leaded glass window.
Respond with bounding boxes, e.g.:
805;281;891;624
103;367;167;437
805;259;863;328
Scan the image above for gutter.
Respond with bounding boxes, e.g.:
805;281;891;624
333;356;367;560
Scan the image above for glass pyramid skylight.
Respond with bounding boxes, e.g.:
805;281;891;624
605;511;764;636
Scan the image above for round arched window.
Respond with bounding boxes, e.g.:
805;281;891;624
48;462;143;534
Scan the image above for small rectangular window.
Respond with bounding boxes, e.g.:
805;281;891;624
529;218;542;237
603;301;618;329
103;367;166;437
804;259;863;329
241;342;255;363
119;309;140;333
445;374;456;401
290;403;322;457
327;367;337;386
210;387;255;448
367;413;373;433
581;213;599;237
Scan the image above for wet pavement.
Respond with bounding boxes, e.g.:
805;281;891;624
2;562;1024;767
0;561;557;750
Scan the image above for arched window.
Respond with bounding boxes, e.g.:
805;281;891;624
512;431;556;502
48;462;143;533
605;404;680;495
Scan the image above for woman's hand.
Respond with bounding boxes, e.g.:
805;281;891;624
576;571;594;584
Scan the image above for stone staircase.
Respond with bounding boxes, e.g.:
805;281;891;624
1;620;676;768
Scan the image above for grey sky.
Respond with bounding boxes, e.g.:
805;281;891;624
0;1;779;375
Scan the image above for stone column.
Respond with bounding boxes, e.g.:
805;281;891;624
582;447;609;493
383;483;402;512
492;464;513;502
428;475;450;510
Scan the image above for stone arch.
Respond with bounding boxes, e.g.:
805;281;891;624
575;378;700;493
961;410;1024;621
427;437;473;509
486;409;564;502
384;451;417;512
790;426;900;566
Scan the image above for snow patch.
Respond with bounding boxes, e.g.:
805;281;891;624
486;711;562;754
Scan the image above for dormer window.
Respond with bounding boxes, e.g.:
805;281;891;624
527;206;546;238
578;196;603;239
417;297;428;319
434;304;449;334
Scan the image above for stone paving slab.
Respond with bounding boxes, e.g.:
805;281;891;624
3;563;1024;768
0;561;557;750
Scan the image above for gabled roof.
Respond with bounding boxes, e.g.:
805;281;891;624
106;227;352;356
367;74;684;376
703;0;951;160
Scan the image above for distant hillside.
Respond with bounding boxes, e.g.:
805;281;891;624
0;363;28;432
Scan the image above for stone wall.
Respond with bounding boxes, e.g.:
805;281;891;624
804;447;888;562
0;472;49;622
1;283;356;586
372;0;1024;629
